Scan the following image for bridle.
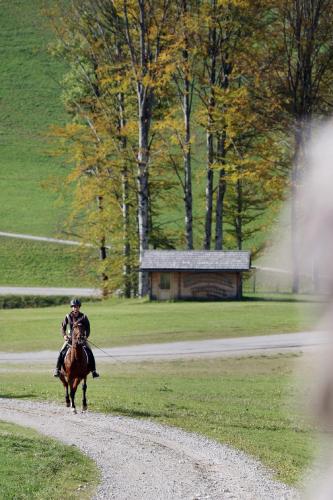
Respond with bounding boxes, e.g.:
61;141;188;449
72;322;87;346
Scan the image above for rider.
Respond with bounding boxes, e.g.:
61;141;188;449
53;298;100;378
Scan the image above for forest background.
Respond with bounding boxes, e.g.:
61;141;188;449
2;0;333;297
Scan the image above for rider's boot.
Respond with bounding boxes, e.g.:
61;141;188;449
86;347;100;378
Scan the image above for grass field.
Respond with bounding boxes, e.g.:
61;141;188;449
0;0;68;236
0;420;99;499
0;354;315;486
0;297;320;352
0;236;95;287
0;0;82;288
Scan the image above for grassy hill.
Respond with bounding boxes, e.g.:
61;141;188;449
0;0;95;287
0;0;68;235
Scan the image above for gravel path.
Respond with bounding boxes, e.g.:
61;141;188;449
0;331;326;364
0;398;300;499
0;286;101;297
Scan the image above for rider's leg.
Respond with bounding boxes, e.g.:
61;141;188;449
53;342;69;377
85;342;99;378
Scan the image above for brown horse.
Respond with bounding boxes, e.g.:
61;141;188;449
59;320;91;413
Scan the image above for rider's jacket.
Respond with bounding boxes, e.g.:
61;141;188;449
61;311;90;338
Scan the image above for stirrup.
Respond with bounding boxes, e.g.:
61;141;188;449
92;371;100;378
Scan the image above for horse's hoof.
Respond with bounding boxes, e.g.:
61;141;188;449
72;408;77;414
66;403;70;408
82;406;88;412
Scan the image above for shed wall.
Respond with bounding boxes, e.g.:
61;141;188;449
150;271;239;300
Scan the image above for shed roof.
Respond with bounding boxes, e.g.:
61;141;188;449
141;250;251;271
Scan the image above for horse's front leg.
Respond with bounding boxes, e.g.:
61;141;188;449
60;374;70;407
65;384;70;407
70;379;78;414
82;377;87;412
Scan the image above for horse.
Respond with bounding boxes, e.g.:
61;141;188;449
59;320;91;413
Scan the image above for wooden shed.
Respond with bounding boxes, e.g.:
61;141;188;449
140;250;251;300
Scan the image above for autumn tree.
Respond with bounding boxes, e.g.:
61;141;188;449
49;0;140;296
194;0;284;253
50;0;180;296
168;0;201;249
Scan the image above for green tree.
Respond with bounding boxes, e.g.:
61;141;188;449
264;0;333;291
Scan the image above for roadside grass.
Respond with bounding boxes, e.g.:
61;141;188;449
0;354;315;486
0;420;99;499
0;297;320;352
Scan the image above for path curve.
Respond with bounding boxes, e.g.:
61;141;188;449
0;399;299;499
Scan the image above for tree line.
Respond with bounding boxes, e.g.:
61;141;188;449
48;0;333;296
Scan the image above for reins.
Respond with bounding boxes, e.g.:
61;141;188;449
71;320;122;363
87;340;122;363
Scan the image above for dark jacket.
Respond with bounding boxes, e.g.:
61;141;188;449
61;311;90;337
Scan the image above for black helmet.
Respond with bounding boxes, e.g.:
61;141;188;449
70;298;81;307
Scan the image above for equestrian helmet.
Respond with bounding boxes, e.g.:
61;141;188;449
70;298;81;307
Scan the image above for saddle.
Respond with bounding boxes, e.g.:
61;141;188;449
63;344;89;365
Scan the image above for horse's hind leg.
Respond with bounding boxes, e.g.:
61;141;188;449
82;377;88;412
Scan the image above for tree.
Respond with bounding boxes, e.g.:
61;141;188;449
265;0;333;291
49;0;139;295
170;0;200;249
120;0;175;295
50;0;179;296
196;0;281;252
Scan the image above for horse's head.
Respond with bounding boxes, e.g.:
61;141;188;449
72;321;87;346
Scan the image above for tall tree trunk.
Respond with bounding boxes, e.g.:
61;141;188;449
97;195;108;296
122;166;131;297
117;90;132;298
184;111;193;250
215;132;226;249
235;173;242;250
178;0;193;250
203;2;217;250
137;93;151;296
184;69;193;249
204;128;214;250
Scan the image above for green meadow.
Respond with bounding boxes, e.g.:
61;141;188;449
0;0;68;236
0;354;315;486
0;297;319;352
0;0;78;287
0;237;95;287
0;421;99;499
